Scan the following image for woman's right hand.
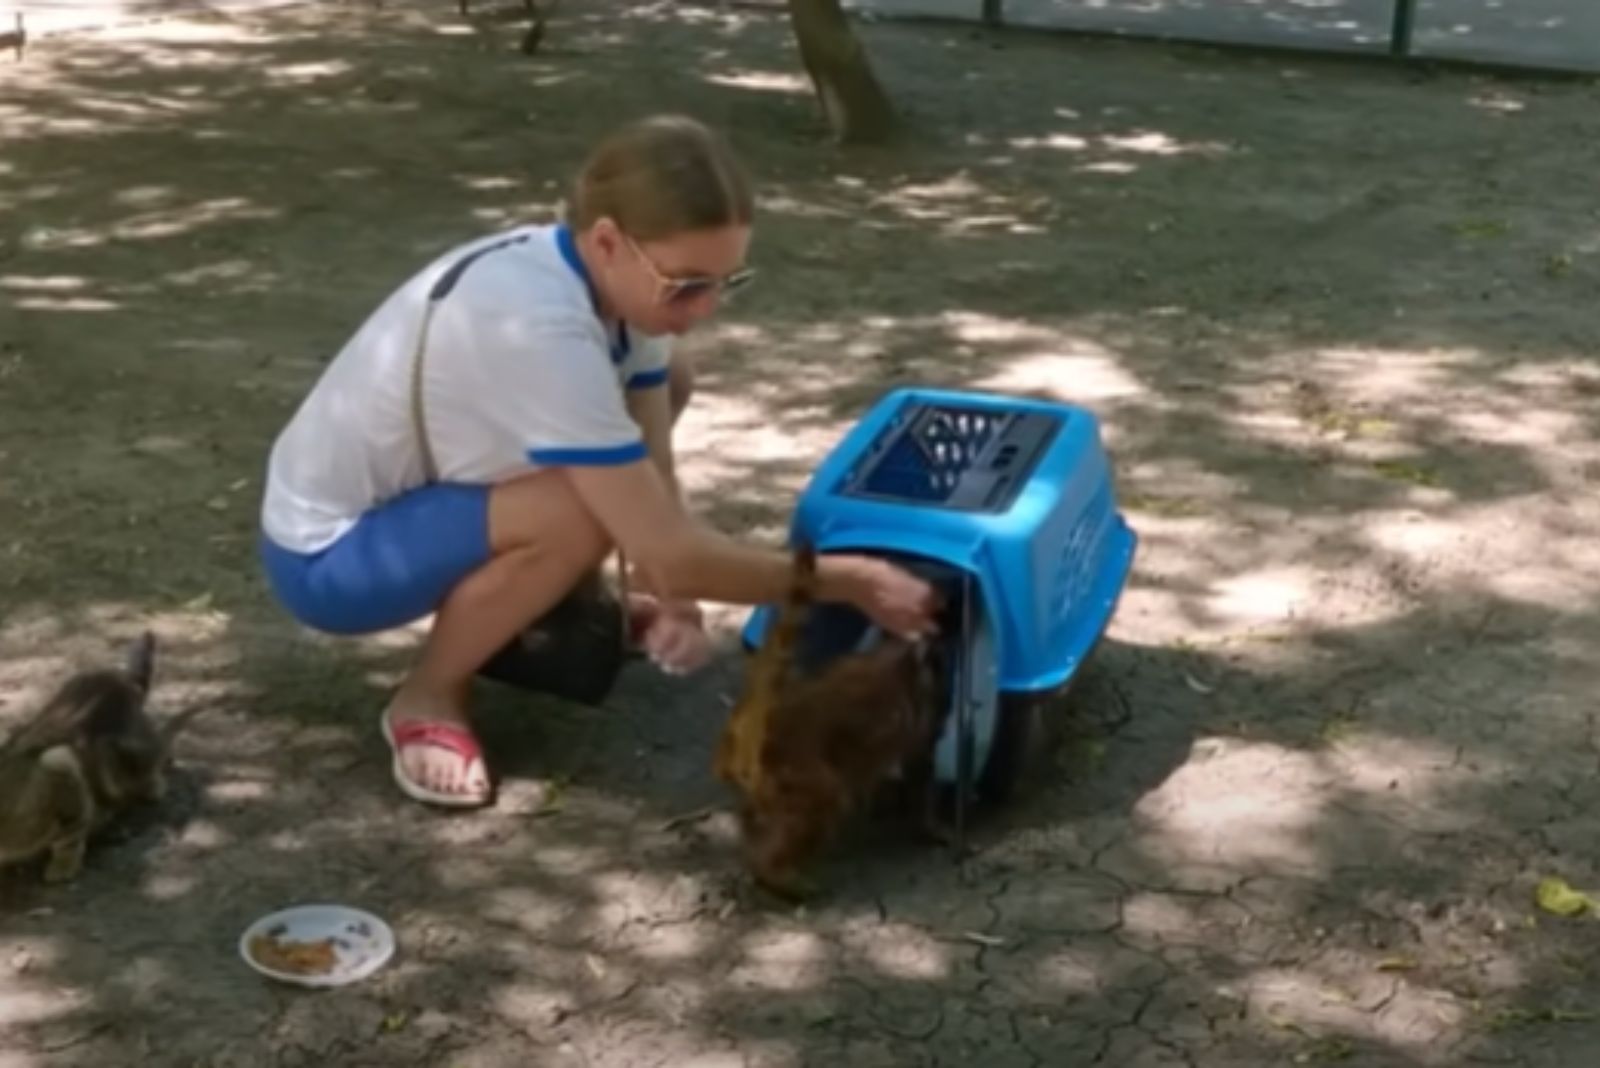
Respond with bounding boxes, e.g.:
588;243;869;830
831;555;942;640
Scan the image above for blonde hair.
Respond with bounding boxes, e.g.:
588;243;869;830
567;114;754;241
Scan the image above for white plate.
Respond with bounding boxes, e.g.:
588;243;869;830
238;904;396;988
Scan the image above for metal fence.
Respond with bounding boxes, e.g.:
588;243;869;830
848;0;1600;75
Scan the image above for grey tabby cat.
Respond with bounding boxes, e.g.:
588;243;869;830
0;632;168;882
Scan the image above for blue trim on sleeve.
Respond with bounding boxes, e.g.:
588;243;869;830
527;441;648;467
626;367;670;390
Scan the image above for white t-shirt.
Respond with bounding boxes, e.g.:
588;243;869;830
261;223;671;554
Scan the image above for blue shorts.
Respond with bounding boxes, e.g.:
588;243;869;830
260;482;493;635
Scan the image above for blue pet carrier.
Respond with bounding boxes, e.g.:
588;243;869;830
742;387;1137;818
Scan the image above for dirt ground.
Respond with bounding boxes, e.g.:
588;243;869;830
3;1;1600;1064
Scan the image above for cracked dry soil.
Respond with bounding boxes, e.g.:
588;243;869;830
3;0;1600;1065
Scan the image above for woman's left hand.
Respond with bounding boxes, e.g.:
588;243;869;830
639;600;712;676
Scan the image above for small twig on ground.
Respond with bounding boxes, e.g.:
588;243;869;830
660;806;718;832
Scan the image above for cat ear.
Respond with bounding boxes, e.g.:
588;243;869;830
124;632;156;694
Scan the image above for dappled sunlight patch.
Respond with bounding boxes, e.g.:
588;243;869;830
0;938;62;976
7;294;121;312
522;843;615;879
457;174;523;193
728;928;829;992
1101;130;1231;158
171;818;230;851
1316;345;1478;403
870;172;992;219
753;191;851;220
140;871;200;901
1028;945;1101;995
674;388;834;495
1133;737;1334;875
1239;965;1471;1061
1207;565;1318;627
838;922;952;982
19;197;280;252
0;981;90;1027
262;59;355;86
972;344;1146;402
940;310;1054;346
704;69;809;94
1360;509;1466;561
1008;128;1229;161
98;19;262;46
0;275;93;293
1076;160;1139;176
1121;891;1252;949
482;886;586;938
1008;132;1090;152
205;779;272;803
1359;500;1600;613
492;980;580;1028
1326;730;1483;808
111;185;178;208
159;258;265;289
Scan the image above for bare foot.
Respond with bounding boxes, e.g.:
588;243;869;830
383;685;491;806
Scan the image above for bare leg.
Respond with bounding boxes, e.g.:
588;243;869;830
390;356;697;802
387;470;610;801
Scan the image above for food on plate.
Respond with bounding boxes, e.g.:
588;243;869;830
248;928;340;976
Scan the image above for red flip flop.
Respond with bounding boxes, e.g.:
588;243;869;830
380;711;492;808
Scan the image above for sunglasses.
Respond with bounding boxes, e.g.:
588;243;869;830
624;233;755;306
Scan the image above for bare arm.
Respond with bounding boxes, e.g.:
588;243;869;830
561;459;937;637
625;384;679;504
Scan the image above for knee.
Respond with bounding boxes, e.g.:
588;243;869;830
489;471;612;569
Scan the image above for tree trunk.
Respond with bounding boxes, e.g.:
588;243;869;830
787;0;895;145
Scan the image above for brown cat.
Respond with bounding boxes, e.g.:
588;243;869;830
715;545;949;900
0;632;169;883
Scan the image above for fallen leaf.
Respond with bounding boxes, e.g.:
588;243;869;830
531;777;569;818
1377;956;1419;972
1536;876;1598;917
1182;671;1216;695
1543;253;1574;278
961;931;1006;947
1372;460;1441;488
380;1012;408;1033
1320;714;1361;744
